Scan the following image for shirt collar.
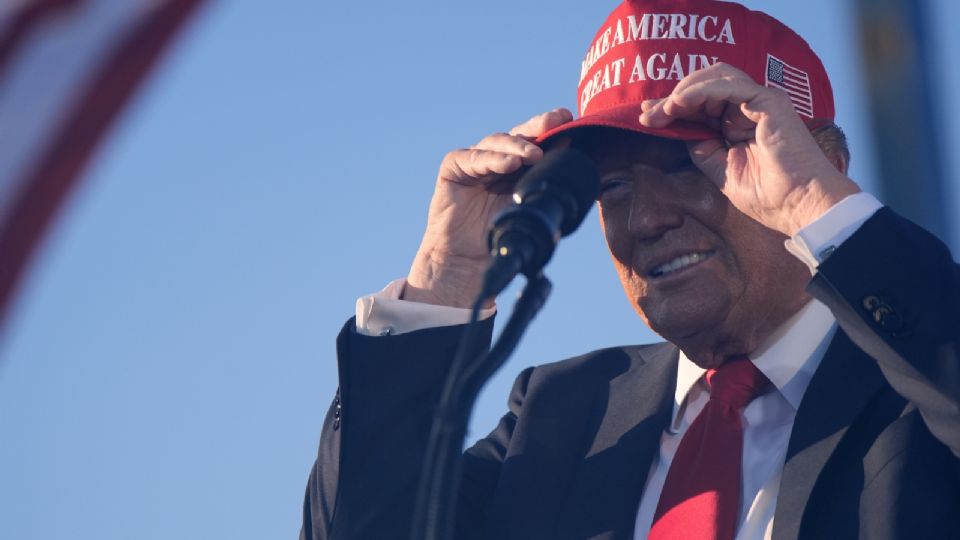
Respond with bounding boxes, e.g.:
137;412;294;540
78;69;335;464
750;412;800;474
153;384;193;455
672;299;838;428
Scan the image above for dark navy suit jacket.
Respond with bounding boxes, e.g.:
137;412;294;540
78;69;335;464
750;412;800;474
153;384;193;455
300;208;960;539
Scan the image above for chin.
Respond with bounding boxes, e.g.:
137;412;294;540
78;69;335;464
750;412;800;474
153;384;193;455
634;296;756;368
683;351;726;370
678;340;753;369
636;287;732;337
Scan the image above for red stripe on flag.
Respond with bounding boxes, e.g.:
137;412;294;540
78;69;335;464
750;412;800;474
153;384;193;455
0;0;206;329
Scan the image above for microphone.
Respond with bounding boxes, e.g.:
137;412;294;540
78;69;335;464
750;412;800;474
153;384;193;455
480;146;600;299
412;147;597;540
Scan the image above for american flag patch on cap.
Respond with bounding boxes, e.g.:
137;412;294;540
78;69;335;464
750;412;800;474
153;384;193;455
765;54;814;118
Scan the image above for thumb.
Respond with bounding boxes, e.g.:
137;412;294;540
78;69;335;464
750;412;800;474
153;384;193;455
687;139;728;187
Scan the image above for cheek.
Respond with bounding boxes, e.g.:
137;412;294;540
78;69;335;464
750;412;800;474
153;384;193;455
725;217;785;280
720;215;810;316
599;207;650;304
599;205;629;266
686;178;728;220
616;261;654;326
737;230;809;298
698;188;722;214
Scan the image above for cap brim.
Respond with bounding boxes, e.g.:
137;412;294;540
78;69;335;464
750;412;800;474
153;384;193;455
535;102;720;146
536;102;836;147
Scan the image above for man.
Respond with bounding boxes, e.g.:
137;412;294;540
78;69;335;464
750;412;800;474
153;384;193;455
301;0;959;538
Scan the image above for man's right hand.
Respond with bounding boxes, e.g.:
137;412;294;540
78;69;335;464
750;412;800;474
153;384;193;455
404;108;574;309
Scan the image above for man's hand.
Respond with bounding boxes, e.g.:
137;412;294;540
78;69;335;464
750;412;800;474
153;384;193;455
639;63;861;237
404;108;574;309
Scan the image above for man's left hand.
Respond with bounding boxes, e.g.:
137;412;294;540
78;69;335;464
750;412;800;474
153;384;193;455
639;63;861;237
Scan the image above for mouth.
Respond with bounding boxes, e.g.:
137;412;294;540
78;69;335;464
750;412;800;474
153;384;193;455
647;250;716;278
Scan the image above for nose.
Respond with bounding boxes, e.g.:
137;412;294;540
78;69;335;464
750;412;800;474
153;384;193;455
626;176;684;240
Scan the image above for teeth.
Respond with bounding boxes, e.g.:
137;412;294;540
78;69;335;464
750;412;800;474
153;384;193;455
651;252;711;277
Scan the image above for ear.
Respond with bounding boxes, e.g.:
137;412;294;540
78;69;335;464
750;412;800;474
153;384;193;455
827;150;848;176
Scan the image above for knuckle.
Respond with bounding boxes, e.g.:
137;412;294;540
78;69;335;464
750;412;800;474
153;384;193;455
442;149;469;170
438;153;467;182
511;109;563;136
443;148;468;163
508;122;527;136
466;148;489;166
546;108;567;121
529;115;551;133
484;131;511;143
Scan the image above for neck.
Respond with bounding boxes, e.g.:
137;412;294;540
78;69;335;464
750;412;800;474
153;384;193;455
677;292;813;369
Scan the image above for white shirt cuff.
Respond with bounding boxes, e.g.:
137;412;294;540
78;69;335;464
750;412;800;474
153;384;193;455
784;192;884;273
354;278;497;337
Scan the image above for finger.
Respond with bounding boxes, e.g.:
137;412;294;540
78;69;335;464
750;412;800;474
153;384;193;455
641;95;725;124
664;78;760;119
640;98;663;112
639;65;734;114
440;148;526;186
509;108;574;140
666;61;753;97
687;139;726;162
704;97;728;119
474;132;544;165
686;139;729;188
647;108;723;132
740;87;796;124
721;103;758;143
726;87;802;143
640;77;762;128
638;61;758;126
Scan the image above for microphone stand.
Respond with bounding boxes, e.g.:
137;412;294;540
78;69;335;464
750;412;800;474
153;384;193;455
410;272;553;540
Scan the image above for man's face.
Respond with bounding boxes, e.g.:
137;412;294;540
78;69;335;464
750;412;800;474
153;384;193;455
582;130;812;367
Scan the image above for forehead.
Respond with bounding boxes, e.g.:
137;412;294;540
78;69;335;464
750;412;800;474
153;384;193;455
570;127;690;170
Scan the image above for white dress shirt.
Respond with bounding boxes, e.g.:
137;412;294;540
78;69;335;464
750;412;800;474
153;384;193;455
353;192;884;539
632;299;838;540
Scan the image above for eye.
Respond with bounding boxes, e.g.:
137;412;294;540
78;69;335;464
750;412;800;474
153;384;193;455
597;176;631;203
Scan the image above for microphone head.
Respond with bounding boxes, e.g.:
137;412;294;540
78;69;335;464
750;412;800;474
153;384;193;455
513;147;600;236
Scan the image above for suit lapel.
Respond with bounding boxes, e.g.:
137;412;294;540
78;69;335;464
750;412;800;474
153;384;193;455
772;329;886;540
556;343;678;540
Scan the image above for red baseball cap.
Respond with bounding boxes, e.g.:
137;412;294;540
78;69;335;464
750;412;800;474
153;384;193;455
539;0;835;144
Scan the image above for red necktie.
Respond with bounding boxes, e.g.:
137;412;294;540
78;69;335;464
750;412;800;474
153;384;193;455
648;356;772;540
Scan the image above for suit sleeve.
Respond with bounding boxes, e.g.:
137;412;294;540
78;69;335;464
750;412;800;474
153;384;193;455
455;366;535;539
300;315;516;539
808;207;960;455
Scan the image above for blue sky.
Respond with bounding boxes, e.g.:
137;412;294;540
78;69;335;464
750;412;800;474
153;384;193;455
1;1;958;539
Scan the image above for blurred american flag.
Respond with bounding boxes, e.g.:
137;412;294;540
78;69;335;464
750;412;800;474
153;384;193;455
0;0;205;330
